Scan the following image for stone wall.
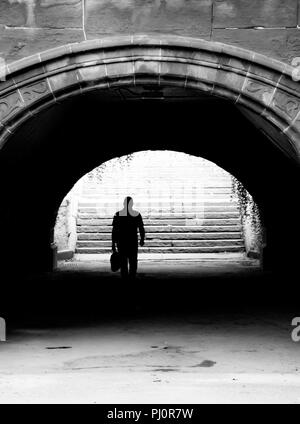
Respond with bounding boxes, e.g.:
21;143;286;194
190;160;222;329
0;0;299;64
54;197;69;251
55;183;81;258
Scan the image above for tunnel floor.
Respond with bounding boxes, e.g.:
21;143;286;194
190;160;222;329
60;252;259;277
1;311;300;403
1;255;299;403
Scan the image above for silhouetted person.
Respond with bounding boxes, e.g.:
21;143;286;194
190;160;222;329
112;197;145;279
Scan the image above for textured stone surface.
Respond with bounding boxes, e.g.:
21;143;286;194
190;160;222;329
85;0;212;39
0;1;299;66
213;0;298;29
0;1;25;27
0;0;82;29
212;28;300;64
271;90;300;123
0;25;84;63
19;79;52;107
54;198;69;251
0;91;24;123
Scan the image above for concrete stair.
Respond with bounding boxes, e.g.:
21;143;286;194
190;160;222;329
76;202;244;254
74;153;245;255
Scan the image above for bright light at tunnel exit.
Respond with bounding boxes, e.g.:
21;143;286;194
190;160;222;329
54;151;260;259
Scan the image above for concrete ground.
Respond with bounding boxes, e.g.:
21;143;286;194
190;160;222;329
1;255;300;404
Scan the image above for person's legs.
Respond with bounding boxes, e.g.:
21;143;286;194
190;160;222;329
120;253;129;279
128;249;138;278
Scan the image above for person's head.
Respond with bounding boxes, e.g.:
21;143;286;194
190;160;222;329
124;196;133;210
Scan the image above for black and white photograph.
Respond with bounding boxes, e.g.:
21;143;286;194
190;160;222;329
0;0;300;409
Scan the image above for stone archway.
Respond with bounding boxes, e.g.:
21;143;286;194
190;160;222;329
0;34;299;163
0;34;299;276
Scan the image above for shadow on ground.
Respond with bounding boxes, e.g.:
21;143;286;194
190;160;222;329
2;257;297;328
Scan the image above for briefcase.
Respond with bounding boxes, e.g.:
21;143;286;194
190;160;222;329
110;251;121;272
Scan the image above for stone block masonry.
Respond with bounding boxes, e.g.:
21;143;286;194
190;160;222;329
0;0;299;64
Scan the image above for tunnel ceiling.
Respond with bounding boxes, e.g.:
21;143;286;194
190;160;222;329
0;86;297;213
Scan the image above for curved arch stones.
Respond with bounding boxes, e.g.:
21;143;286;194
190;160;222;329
0;34;300;163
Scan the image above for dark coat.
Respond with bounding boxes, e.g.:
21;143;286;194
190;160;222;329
112;209;145;252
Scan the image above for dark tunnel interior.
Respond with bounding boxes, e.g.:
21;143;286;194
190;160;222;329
0;87;299;320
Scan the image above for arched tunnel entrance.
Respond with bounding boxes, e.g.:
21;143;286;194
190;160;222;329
0;85;298;275
0;36;299;313
54;150;259;262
